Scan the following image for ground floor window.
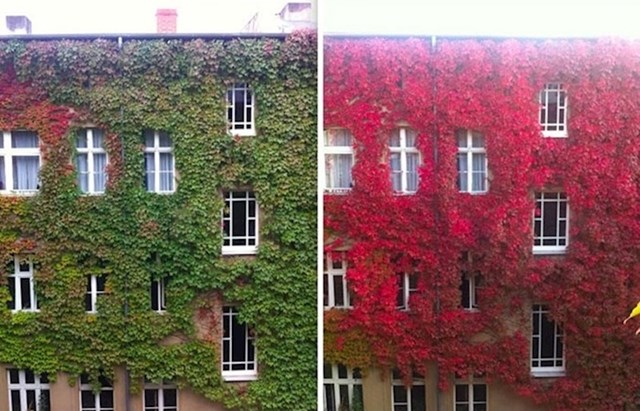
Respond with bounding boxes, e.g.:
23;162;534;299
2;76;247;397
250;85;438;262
80;373;113;411
323;363;363;411
454;380;487;411
7;368;50;411
144;379;177;411
392;369;425;411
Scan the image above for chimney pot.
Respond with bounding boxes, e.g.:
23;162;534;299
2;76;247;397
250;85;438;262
156;8;177;34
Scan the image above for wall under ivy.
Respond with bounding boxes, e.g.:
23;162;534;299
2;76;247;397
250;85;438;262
324;36;640;411
0;31;317;411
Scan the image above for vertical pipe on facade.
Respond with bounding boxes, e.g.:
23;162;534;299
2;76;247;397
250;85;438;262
430;34;443;411
117;35;131;411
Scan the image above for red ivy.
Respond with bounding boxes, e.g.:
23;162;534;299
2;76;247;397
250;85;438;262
324;37;640;410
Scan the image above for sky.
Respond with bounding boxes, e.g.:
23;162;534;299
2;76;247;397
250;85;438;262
0;0;288;34
321;0;640;38
1;0;640;38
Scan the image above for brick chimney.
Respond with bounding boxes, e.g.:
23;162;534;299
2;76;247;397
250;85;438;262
156;9;177;33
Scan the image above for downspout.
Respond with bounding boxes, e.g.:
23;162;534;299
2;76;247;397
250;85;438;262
116;34;131;411
430;34;443;411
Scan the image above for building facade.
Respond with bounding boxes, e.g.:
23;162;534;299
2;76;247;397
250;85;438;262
0;31;317;411
323;36;640;411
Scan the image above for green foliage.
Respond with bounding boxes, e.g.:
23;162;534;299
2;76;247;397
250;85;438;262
0;32;317;411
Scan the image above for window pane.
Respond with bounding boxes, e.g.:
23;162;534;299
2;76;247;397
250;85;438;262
473;384;487;402
455;385;469;402
232;317;247;362
0;156;5;190
93;129;105;149
232;200;247;237
100;390;114;408
145;389;158;407
164;388;177;406
20;277;31;309
324;383;336;411
76;131;88;148
393;385;407;403
13;156;39;190
12;131;38;148
333;275;344;306
81;391;95;408
411;385;426;411
8;276;15;310
10;390;21;411
158;132;171;147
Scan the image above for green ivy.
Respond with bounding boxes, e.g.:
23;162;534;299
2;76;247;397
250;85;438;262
0;31;316;411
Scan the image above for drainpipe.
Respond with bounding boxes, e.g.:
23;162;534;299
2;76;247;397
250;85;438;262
116;35;131;411
430;34;443;411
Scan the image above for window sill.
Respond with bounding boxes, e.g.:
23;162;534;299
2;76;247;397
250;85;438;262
392;191;417;196
229;129;256;137
541;131;568;138
532;247;567;256
463;307;479;312
222;372;258;382
222;246;258;256
458;190;488;195
0;190;38;196
323;306;353;310
11;309;39;313
146;190;175;195
531;368;565;378
324;188;352;195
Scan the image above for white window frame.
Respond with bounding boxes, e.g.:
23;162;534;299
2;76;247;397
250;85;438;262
389;127;420;194
76;128;108;194
143;380;178;411
454;377;488;411
79;373;114;411
539;83;568;138
8;256;38;312
227;83;255;136
323;364;363;411
221;191;259;255
324;252;352;309
397;272;418;311
144;130;175;194
0;131;40;195
150;277;167;313
222;306;257;381
323;128;354;194
460;272;480;311
533;192;569;255
531;304;565;377
391;370;425;411
86;274;106;314
7;369;50;411
456;130;487;194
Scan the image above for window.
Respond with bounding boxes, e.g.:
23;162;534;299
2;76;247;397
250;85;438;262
86;274;106;313
389;128;420;193
392;369;425;411
222;191;258;255
76;128;107;194
456;130;487;193
531;304;565;377
144;130;175;193
324;128;354;193
7;369;50;411
396;272;418;311
7;256;39;312
144;379;177;411
222;306;257;381
539;83;568;138
227;83;255;136
323;364;363;411
323;252;352;309
454;380;487;411
151;277;167;313
80;373;114;411
533;192;568;254
460;272;480;310
0;131;40;194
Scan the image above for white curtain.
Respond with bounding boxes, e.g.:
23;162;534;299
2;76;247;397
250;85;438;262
93;153;107;192
145;153;155;191
159;153;174;191
12;132;38;148
406;153;419;191
389;153;401;190
76;154;89;192
13;157;39;190
329;154;352;189
457;153;467;191
0;157;5;190
472;153;486;192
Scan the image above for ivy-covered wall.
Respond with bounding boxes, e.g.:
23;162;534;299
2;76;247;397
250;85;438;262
324;36;640;411
0;31;316;411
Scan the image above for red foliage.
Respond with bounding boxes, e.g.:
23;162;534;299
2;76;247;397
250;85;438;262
324;37;640;409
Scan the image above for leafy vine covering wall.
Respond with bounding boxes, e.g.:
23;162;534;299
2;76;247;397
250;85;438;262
0;31;316;411
324;36;640;410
